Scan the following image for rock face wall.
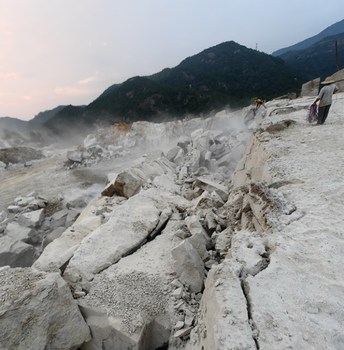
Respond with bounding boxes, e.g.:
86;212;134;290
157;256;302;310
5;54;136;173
1;93;344;350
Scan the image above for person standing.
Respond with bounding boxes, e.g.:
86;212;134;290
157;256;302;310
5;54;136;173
312;77;339;125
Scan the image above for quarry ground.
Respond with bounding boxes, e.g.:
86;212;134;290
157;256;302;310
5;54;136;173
0;147;146;213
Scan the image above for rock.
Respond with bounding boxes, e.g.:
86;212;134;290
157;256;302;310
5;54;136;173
172;287;183;298
171;239;205;293
230;230;270;277
166;146;182;162
301;78;320;97
185;215;210;245
0;236;36;268
190;260;256;349
0;266;90;349
63;188;171;284
0;147;44;165
50;209;69;229
77;218;181;350
215;227;233;256
187;231;207;259
194;177;229;202
7;205;23;214
216;152;231;167
0;210;7;222
5;222;35;244
173;326;193;338
101;158;173;198
67;150;84;163
173;148;185;166
18;209;45;228
15;196;35;207
175;321;185;330
41;227;66;251
175;228;191;239
33;214;102;273
65;208;80;227
177;135;191;153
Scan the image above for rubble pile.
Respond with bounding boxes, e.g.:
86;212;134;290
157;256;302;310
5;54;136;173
0;190;95;268
1;93;343;349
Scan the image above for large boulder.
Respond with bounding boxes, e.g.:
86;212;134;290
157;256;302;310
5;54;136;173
171;239;205;293
5;222;35;244
0;236;35;268
0;266;90;350
63;188;172;286
301;78;320;97
186;260;256;350
78;219;183;350
18;209;45;229
0;147;44;165
102;158;175;198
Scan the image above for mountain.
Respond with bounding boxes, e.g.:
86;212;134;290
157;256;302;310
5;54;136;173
280;32;344;81
45;41;302;132
0;117;29;133
0;105;66;134
272;19;344;56
27;105;67;129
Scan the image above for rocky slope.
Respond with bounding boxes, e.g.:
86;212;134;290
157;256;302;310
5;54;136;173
0;90;343;349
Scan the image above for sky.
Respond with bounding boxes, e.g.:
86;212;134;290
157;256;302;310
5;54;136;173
1;0;343;121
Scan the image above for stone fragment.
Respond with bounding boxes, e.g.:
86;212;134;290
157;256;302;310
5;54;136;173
194;177;229;202
0;236;35;268
171;279;184;289
67;150;84;163
18;209;45;229
173;148;185;166
187;231;207;259
172;287;183;298
7;205;22;214
175;321;184;330
301;78;320;97
166;146;182;162
0;267;90;350
65;208;80;227
50;209;68;229
171;239;205;293
177;135;191;153
5;222;35;243
173;327;193;338
41;227;66;251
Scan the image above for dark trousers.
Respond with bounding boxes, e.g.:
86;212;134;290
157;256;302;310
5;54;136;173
317;104;331;124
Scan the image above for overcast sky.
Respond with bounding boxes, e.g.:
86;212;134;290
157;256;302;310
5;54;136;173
1;0;343;121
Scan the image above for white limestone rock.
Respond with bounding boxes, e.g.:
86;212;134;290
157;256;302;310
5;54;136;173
63;188;171;285
0;236;36;268
194;177;229;202
33;214;102;273
171;239;205;293
186;260;256;350
78;219;183;350
5;222;35;243
0;266;90;350
18;209;45;228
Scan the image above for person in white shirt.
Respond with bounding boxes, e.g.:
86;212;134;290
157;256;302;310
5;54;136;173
312;77;339;125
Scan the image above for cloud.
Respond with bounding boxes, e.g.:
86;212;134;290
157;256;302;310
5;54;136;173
78;76;97;84
0;72;16;78
23;96;31;100
54;86;98;96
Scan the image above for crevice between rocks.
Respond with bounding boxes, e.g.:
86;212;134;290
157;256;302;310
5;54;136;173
239;243;272;350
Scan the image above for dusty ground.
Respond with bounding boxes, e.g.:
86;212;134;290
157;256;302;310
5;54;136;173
0;148;144;213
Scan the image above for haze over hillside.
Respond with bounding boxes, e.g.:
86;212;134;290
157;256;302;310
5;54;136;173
272;19;344;56
1;19;343;138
